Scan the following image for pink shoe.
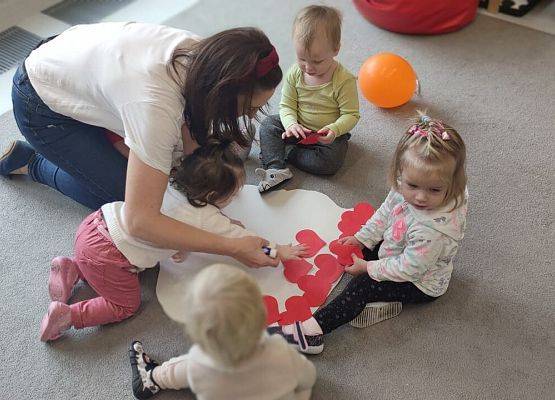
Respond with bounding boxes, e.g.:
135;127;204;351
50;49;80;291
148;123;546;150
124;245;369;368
40;301;72;342
48;257;80;303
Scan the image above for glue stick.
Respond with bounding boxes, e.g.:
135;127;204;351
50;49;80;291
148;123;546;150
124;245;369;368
262;243;278;259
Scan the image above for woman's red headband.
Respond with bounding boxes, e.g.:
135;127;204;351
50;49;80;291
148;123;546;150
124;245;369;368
255;47;279;78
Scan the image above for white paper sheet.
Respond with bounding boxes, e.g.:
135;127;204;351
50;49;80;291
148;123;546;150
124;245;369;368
156;185;346;324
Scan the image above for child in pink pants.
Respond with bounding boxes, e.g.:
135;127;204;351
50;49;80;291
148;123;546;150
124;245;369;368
39;143;306;341
41;210;141;341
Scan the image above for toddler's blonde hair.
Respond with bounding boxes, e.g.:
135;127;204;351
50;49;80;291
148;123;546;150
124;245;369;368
389;112;467;210
293;5;342;52
182;263;266;367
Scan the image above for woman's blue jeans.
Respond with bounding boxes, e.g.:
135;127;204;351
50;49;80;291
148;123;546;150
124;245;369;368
11;63;128;209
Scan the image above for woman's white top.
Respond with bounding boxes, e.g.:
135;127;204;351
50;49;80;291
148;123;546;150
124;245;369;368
25;22;200;174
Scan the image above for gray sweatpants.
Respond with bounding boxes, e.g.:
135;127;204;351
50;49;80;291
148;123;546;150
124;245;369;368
259;114;350;175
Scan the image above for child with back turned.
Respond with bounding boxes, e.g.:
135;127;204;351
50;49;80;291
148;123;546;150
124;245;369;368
129;263;317;400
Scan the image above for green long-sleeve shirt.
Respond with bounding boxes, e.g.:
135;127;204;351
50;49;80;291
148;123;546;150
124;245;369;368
279;63;360;137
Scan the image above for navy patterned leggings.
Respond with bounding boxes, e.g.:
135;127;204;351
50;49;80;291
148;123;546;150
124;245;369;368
314;244;438;334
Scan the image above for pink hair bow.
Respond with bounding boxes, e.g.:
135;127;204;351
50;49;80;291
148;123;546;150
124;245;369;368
408;125;428;137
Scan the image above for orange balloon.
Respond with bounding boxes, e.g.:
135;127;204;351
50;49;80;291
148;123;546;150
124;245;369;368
359;53;417;108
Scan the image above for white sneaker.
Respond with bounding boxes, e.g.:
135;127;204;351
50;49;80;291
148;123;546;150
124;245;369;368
267;322;324;355
255;167;293;192
349;302;402;328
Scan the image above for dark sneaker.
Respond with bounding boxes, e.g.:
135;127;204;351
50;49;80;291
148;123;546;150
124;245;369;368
0;140;35;176
129;341;161;399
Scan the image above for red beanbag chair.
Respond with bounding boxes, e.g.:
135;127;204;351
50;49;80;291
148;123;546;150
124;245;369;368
353;0;478;35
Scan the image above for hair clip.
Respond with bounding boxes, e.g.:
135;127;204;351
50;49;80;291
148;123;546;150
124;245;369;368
408;125;428;138
417;129;428;137
420;115;432;124
441;131;450;140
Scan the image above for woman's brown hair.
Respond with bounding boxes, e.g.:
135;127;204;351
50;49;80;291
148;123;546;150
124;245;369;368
169;27;282;147
170;140;245;208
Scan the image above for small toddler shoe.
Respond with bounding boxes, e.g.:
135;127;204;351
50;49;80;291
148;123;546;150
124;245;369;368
268;321;324;355
256;167;293;193
349;302;402;328
39;301;72;342
129;341;161;400
48;257;80;303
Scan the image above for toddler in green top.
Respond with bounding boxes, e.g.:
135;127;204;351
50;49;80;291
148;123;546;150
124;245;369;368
256;5;360;192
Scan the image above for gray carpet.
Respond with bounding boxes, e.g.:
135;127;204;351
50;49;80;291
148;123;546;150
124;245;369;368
1;1;554;399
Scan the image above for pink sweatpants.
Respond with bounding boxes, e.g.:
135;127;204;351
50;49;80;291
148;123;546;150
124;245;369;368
70;210;141;329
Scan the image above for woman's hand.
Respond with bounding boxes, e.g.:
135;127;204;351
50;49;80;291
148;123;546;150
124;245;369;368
125;152;277;269
282;123;312;140
344;254;368;276
316;127;336;144
277;243;309;261
229;236;280;268
337;235;364;249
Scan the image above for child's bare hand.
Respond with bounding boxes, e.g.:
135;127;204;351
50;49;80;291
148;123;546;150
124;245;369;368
291;243;310;258
282;123;312;140
344;254;368;275
317;127;336;144
277;243;309;261
337;235;364;249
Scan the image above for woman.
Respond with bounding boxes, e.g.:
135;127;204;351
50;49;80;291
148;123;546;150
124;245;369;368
0;22;282;267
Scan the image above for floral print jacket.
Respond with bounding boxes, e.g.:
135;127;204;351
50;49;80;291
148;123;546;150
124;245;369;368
354;189;468;297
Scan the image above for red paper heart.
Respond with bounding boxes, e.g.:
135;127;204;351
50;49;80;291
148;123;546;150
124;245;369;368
263;295;280;326
295;229;326;258
314;254;344;283
298;275;331;307
298;131;324;145
337;202;375;236
278;295;313;325
353;202;374;218
283;258;313;283
329;239;363;266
